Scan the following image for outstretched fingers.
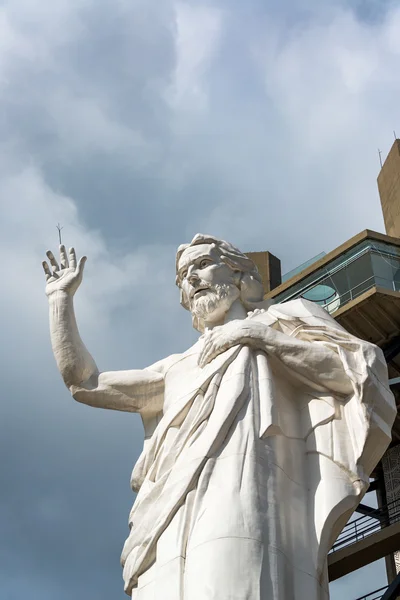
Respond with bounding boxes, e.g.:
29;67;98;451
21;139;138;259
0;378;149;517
59;245;69;269
46;250;59;273
69;247;77;269
42;260;57;281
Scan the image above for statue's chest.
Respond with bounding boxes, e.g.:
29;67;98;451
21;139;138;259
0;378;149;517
163;351;202;414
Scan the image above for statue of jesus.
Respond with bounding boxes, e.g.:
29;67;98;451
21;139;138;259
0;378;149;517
42;233;396;600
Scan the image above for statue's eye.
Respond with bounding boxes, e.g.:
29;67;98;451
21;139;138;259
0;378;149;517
181;270;188;279
200;259;210;269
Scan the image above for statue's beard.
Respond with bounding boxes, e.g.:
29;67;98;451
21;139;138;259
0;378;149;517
190;283;239;322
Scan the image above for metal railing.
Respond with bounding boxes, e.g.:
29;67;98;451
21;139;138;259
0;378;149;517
341;499;400;600
301;273;398;315
316;275;376;313
331;499;400;553
354;587;388;600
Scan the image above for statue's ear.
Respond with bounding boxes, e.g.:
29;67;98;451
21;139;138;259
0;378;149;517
232;270;242;287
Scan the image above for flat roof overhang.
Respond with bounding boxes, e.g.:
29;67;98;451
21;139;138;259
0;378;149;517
333;287;400;348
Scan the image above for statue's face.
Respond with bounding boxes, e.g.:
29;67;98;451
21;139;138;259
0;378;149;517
177;243;240;325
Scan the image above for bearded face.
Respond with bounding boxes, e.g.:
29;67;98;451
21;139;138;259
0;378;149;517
177;243;241;328
190;282;240;323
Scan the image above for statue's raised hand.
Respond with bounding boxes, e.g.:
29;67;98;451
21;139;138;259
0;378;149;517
42;245;87;297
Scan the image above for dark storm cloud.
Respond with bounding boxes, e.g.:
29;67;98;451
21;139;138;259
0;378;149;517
0;0;177;245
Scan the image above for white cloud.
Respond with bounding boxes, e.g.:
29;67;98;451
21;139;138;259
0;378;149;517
253;6;400;145
176;3;400;269
0;0;84;87
44;89;159;165
166;1;223;111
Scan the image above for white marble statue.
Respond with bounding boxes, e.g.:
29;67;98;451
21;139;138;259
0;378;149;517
42;234;396;600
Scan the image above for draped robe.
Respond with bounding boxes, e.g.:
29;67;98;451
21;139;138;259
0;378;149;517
120;299;396;599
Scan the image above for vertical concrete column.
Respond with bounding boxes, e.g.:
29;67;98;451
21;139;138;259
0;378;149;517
378;140;400;239
246;251;281;294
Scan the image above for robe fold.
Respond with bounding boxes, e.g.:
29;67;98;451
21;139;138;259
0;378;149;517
121;299;396;600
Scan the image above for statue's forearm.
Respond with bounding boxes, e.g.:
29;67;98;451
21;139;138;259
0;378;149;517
250;325;353;396
48;291;98;389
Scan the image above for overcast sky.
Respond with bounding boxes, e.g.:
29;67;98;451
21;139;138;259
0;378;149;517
1;0;399;598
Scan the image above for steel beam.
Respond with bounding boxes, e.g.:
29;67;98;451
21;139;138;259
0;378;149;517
367;479;380;492
383;336;400;362
382;571;400;600
355;503;386;522
328;521;400;581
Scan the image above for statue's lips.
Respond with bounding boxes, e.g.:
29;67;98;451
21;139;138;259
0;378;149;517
191;287;210;299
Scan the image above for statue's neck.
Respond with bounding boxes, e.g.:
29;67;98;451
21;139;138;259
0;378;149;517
204;299;247;331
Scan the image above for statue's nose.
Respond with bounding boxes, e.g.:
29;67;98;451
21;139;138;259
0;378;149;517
188;271;200;285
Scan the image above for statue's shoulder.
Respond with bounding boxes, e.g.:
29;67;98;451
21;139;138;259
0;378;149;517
247;299;338;330
146;338;202;376
266;298;323;319
145;352;186;376
267;298;345;331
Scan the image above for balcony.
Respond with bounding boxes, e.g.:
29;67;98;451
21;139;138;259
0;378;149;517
331;500;400;554
271;236;400;316
328;500;400;582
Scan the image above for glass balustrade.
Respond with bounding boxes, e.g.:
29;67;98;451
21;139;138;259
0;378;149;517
274;239;400;314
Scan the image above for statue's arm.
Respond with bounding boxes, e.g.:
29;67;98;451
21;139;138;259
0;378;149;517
48;288;98;391
70;368;164;414
252;324;354;395
43;246;164;414
199;319;354;396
